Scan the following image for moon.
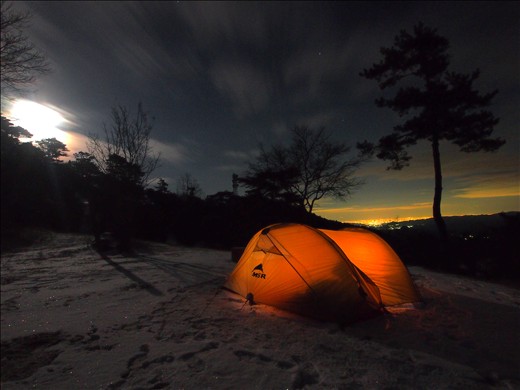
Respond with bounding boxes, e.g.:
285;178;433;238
8;99;69;143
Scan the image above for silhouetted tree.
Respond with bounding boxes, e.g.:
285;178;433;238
177;173;203;198
35;137;69;162
239;143;300;205
360;23;504;238
105;154;143;187
138;178;177;242
87;102;160;185
1;115;32;140
0;115;62;232
31;138;73;230
68;152;107;244
154;178;169;194
1;2;50;96
69;151;100;180
101;154;144;249
65;152;101;233
241;126;366;213
83;102;160;249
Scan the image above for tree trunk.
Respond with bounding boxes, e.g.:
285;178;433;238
431;135;448;239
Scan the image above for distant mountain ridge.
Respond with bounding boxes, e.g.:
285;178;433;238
373;212;520;235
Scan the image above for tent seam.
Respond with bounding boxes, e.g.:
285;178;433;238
311;227;384;309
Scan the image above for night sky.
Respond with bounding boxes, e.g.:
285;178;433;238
3;1;519;224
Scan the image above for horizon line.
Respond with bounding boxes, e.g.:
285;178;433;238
341;211;519;227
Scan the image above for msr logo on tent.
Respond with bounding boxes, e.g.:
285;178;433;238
251;264;266;279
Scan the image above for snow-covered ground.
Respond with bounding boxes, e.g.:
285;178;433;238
1;232;519;389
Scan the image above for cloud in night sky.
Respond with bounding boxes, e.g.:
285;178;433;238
2;1;518;222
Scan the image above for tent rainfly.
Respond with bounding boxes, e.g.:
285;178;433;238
224;223;421;322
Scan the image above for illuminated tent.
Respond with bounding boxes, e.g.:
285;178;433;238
224;223;421;322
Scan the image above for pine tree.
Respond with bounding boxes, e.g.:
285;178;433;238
360;23;504;238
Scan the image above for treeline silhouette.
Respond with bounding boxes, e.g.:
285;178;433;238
138;190;343;249
0;116;342;252
1;116;518;283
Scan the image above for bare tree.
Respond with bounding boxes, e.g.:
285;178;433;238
177;173;203;198
1;2;50;96
241;126;366;213
290;126;366;213
239;143;300;203
87;102;160;185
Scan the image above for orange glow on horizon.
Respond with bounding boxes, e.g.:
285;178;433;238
317;202;431;215
453;187;520;199
314;198;519;226
344;216;432;227
315;203;432;224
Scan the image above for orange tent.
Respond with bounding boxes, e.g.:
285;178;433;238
224;223;421;322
